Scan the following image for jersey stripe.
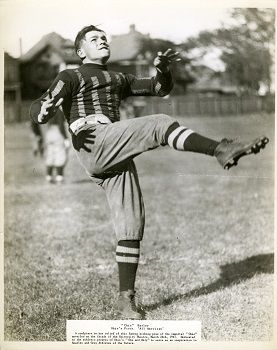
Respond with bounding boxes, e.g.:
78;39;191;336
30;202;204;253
74;69;86;117
103;71;113;117
91;76;103;114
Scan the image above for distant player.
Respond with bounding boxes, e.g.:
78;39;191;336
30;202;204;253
30;25;269;319
43;108;70;184
31;108;70;183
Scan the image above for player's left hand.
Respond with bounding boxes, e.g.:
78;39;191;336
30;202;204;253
71;129;96;153
154;49;181;73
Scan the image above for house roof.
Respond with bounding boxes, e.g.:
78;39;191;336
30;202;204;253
109;25;147;62
4;52;18;63
188;65;238;94
20;32;80;64
20;25;148;65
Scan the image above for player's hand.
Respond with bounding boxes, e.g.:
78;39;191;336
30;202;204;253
71;129;96;153
154;49;181;73
38;93;64;123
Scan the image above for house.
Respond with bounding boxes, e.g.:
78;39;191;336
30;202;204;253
19;25;154;101
4;52;22;122
19;32;81;99
187;65;239;95
108;24;152;77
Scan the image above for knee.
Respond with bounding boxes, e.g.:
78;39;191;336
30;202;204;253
153;114;179;132
149;114;179;144
153;113;175;123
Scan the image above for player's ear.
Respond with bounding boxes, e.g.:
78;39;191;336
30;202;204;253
77;48;86;60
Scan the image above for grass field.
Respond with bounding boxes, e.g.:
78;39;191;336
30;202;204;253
4;113;275;341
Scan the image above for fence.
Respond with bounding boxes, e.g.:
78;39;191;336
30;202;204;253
139;94;275;117
4;94;275;123
4;100;33;123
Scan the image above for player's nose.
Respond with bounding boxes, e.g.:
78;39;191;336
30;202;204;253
98;38;108;45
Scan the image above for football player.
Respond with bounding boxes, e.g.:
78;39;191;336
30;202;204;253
30;25;269;319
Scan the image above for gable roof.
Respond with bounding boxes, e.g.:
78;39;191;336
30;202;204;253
20;25;149;65
20;32;80;64
188;65;238;94
109;25;147;62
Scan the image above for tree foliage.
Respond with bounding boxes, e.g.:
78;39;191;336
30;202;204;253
139;37;195;94
182;8;275;94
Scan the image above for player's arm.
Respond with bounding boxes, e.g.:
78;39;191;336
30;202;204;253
30;120;44;156
124;49;180;97
29;70;72;124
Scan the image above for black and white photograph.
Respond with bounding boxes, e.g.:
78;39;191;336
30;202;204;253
0;0;275;349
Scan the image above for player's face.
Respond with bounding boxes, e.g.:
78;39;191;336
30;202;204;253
78;30;110;64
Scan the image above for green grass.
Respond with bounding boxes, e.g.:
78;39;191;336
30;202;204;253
4;113;274;341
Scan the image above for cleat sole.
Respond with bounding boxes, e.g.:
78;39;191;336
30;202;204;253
224;136;269;170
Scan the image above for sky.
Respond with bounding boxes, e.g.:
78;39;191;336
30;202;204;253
0;0;234;58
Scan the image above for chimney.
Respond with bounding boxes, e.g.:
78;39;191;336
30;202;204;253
19;38;23;56
129;24;136;32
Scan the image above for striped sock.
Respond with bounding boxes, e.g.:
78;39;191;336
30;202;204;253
116;240;140;292
165;122;219;156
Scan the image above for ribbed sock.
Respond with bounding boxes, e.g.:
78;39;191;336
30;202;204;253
165;123;219;156
47;166;53;176
116;240;140;292
56;166;64;176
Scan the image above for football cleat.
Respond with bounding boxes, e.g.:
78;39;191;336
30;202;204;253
215;136;269;170
117;290;142;320
55;175;64;184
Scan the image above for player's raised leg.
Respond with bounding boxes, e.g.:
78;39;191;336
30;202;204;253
164;122;269;170
76;114;269;175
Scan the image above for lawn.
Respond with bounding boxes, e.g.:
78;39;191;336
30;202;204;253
4;113;274;341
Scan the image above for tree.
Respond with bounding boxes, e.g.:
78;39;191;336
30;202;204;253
139;37;195;94
182;8;275;94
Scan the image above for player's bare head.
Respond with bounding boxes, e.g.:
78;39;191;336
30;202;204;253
75;25;110;63
74;25;103;52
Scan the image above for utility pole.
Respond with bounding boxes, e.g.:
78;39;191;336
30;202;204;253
19;38;23;57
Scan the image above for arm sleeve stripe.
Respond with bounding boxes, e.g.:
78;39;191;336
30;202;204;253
154;82;162;94
51;80;65;98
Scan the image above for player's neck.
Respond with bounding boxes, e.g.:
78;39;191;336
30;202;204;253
82;58;108;65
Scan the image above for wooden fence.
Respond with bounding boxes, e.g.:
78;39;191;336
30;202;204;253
4;94;275;123
139;94;275;117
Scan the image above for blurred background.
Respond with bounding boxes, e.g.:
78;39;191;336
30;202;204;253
2;5;275;122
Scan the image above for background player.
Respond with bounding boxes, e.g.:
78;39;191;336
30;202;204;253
30;25;268;319
31;108;70;183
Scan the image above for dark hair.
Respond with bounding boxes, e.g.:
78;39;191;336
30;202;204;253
74;25;104;53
